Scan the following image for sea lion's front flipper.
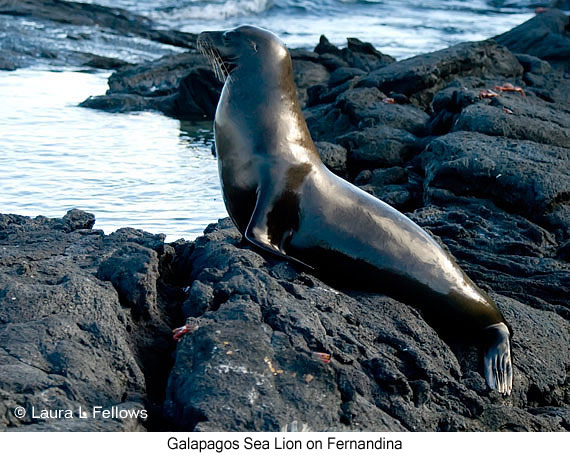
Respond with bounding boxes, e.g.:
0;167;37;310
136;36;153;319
245;189;313;270
483;322;513;395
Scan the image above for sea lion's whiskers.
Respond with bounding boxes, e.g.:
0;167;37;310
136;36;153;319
197;36;232;83
206;49;221;81
210;48;232;83
206;49;220;79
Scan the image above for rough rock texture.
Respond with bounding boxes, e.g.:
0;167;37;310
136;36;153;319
0;210;182;430
81;52;223;118
0;0;195;71
420;132;569;222
0;0;195;48
73;10;567;123
495;8;570;71
357;40;524;108
163;219;569;431
315;142;348;177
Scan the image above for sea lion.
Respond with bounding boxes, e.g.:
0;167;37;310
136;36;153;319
197;25;513;395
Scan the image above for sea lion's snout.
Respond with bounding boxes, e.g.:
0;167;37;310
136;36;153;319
197;30;237;82
197;30;242;59
197;31;223;59
197;31;219;52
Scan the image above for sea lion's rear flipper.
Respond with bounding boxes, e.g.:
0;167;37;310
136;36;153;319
245;189;313;270
483;322;513;395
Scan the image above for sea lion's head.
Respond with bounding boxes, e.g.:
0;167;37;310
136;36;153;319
197;25;289;82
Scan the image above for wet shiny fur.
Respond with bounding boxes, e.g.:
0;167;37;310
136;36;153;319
198;25;513;395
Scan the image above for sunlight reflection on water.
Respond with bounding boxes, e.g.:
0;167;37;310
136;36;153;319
0;69;228;241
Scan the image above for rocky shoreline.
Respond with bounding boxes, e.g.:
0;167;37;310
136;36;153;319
1;2;569;431
0;0;195;71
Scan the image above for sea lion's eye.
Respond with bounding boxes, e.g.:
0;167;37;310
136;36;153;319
245;39;258;52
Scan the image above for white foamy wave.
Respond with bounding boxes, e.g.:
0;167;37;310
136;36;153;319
152;0;272;23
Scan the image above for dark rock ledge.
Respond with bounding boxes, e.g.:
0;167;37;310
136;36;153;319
0;210;179;430
0;0;197;70
0;0;195;49
1;201;568;431
1;8;569;432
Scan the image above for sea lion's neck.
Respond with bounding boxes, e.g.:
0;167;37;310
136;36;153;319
228;60;297;106
216;58;320;164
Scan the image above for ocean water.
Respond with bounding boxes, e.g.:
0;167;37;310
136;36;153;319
0;70;225;240
1;1;539;240
82;0;536;58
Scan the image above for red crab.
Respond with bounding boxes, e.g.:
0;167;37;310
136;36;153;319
479;89;500;99
172;323;199;341
494;83;526;97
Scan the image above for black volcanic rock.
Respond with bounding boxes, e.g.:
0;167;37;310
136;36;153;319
292;58;330;107
2;200;568;432
452;99;570;148
79;33;396;118
409;203;569;318
357;40;523;108
339;90;430;135
0;0;198;71
420;131;570;226
81;52;222;118
0;210;180;430
315;141;348;176
162;218;569;431
338;125;420;171
343;37;396;72
67;13;402;121
495;9;570;71
514;53;553;75
0;0;195;49
314;35;343;56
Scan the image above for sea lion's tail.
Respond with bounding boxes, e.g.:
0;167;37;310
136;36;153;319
483;322;513;395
